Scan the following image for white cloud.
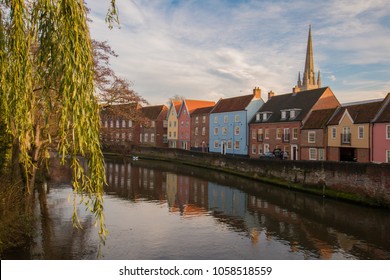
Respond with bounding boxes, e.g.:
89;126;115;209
86;0;390;105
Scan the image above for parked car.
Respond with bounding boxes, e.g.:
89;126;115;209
260;152;276;159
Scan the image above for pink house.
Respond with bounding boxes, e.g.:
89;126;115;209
372;93;390;163
177;99;215;150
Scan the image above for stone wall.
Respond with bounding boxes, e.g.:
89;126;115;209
130;146;390;207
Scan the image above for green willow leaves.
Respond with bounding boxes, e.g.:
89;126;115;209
0;0;118;238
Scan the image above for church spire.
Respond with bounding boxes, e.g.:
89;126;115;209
293;25;321;93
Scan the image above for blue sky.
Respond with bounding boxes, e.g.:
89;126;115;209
87;0;390;105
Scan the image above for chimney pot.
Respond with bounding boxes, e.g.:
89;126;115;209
268;90;275;100
253;87;261;99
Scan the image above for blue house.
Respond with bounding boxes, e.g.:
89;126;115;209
209;88;264;156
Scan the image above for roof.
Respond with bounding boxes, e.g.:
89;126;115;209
328;100;383;125
140;105;167;120
183;99;215;114
191;105;215;115
374;93;390;123
251;87;329;123
211;94;255;114
302;108;338;129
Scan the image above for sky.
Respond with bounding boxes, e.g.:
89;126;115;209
87;0;390;106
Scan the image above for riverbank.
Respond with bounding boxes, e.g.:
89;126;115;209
105;146;390;208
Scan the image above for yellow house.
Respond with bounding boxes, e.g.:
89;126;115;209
167;100;182;148
327;100;383;162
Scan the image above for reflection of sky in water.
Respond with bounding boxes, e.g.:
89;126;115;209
25;159;390;260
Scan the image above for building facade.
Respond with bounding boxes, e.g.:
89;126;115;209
372;93;390;163
139;105;168;147
327;100;383;162
249;87;340;160
209;88;264;156
190;106;215;152
177;100;215;150
167;101;182;148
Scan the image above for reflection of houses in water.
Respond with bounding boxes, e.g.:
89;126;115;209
165;173;208;216
104;160;166;201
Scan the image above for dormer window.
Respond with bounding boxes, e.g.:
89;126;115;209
290;110;296;119
256;113;261;121
281;111;287;120
263;113;268;120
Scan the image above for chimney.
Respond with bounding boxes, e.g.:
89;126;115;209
253;87;261;99
268;90;275;100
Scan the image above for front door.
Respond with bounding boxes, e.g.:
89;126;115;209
291;145;298;160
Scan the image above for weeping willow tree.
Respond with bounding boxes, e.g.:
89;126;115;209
0;0;118;238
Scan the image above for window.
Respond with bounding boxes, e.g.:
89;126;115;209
104;120;108;127
110;120;113;128
214;140;219;148
358;126;364;139
309;148;317;160
128;133;133;141
252;129;256;140
265;129;269;139
227;140;232;149
195;127;198;135
214;127;219;135
387;150;390;163
308;131;316;143
234;126;240;135
139;133;142;143
235;115;240;122
214;116;218;124
290;110;296;119
202;127;206;136
234;141;240;150
281;111;287;119
116;120;120;128
202;116;206;123
292;128;298;140
169;132;171;138
180;121;184;127
224;115;228;123
195;117;199;124
151;133;155;143
144;133;149;143
276;128;282;139
222;127;227;135
283;128;290;142
342;127;351;144
151;121;155;128
257;128;263;141
263;113;268;120
258;144;263;155
122;120;126;127
174;121;177;127
332;127;337;139
318;149;324;160
173;132;176;137
252;144;257;154
264;144;270;153
186;121;189;127
256;113;260;121
387;125;390;139
169;121;172;128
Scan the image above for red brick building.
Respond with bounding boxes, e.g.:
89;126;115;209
249;87;340;160
190;105;215;152
139;105;168;147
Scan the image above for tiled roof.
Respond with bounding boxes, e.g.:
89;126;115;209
328;100;383;125
171;101;182;114
302;108;337;129
374;93;390;123
251;87;329;123
191;105;215;115
140;105;167;120
211;94;255;114
183;100;216;114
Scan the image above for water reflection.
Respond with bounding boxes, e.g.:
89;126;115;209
8;158;390;259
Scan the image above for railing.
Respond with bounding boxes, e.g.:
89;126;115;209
341;133;351;145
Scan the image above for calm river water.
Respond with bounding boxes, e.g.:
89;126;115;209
7;158;390;259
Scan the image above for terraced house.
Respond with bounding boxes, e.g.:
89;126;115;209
327;99;385;162
139;105;168;147
209;88;264;156
190;105;215;152
177;99;215;150
167;100;182;148
249;87;340;160
372;93;390;163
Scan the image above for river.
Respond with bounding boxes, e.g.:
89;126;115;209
5;158;390;259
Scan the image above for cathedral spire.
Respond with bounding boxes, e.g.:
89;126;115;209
293;25;321;93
